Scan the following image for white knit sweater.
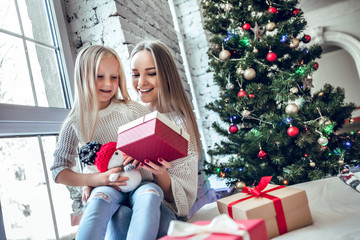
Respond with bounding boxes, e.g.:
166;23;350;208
51;100;199;217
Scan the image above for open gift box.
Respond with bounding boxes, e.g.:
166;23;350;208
217;177;313;239
117;111;189;165
158;214;268;240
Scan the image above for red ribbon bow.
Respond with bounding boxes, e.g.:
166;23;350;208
227;176;288;235
242;176;272;197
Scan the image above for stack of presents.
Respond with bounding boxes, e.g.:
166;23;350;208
117;111;313;240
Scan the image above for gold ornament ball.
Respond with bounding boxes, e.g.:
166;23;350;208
339;159;344;165
318;117;329;126
290;87;299;94
290;38;300;48
224;3;233;11
241;109;251;117
236;67;244;75
318;92;324;97
317;136;328;146
219;49;230;61
266;22;276;31
285;103;299;114
310;162;316;167
235;181;246;190
243;68;256;80
324;120;332;125
253;47;259;53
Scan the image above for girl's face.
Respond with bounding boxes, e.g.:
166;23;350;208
96;55;120;110
131;50;159;110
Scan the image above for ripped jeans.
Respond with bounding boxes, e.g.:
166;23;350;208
76;181;163;240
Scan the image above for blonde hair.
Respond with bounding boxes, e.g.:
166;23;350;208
130;40;201;158
68;45;130;143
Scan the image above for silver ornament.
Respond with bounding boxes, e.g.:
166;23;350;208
266;22;276;31
317;136;328;146
310;161;316;167
285;103;299;114
226;82;234;90
219;49;230;61
243;68;256;80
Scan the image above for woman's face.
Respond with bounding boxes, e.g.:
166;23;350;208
131;50;159;109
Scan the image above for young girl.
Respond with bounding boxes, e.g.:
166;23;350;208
121;40;201;238
50;45;164;240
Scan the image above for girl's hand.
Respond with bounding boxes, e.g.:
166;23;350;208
122;152;141;168
139;158;172;176
82;186;93;205
92;167;128;190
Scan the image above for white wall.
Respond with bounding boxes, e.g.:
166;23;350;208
313;49;360;107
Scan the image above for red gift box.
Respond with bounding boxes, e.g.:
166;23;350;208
117;111;189;164
158;214;268;240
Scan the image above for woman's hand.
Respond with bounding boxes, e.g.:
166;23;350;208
139;158;172;176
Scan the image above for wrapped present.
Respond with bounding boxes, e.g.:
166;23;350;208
117;111;189;165
158;214;268;240
217;177;312;239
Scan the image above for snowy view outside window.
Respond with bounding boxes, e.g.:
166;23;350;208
0;0;76;239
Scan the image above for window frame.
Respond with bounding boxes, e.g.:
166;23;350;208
0;0;74;138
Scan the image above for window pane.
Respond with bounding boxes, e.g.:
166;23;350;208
0;137;77;239
43;136;78;239
18;0;53;45
27;41;66;108
0;0;21;34
0;137;55;239
0;33;34;106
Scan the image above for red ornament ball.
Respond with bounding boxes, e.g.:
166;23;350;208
266;51;277;62
287;126;299;137
267;7;277;13
292;8;300;15
257;149;267;159
314;62;319;70
238;89;248;97
242;23;251;30
229;124;238;134
248;93;255;98
302;35;311;43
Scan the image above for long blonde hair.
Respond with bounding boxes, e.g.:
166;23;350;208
130;40;201;158
68;45;130;143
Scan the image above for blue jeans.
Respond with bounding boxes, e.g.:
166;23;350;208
107;202;177;239
76;181;164;240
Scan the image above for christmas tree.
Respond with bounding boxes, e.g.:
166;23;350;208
201;0;359;187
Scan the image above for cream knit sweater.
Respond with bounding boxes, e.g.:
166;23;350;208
50;100;199;217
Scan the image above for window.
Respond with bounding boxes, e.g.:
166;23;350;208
0;0;75;239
